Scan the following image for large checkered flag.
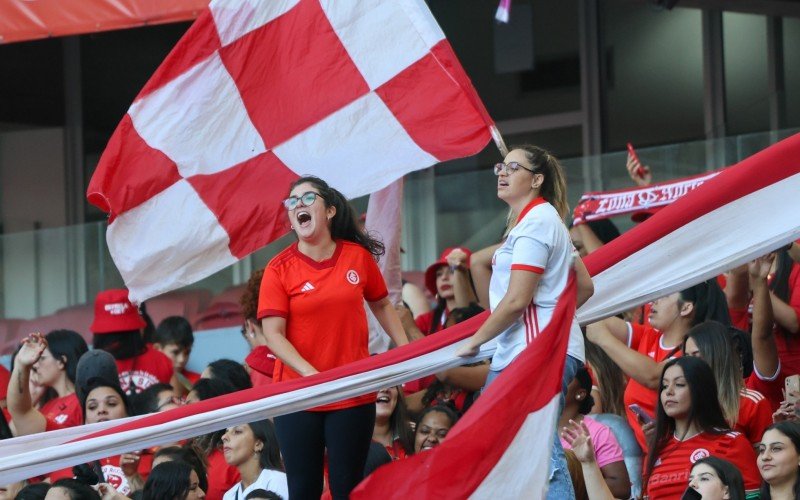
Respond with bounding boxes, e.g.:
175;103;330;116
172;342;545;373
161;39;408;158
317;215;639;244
88;0;496;303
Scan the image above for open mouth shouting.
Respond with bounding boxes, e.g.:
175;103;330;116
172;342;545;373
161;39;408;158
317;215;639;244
296;210;312;228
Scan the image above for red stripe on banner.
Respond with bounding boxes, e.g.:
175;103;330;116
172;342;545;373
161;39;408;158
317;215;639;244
136;10;222;101
218;0;370;148
375;40;492;161
73;311;490;442
584;133;800;276
86;114;183;221
187;151;297;258
352;276;575;498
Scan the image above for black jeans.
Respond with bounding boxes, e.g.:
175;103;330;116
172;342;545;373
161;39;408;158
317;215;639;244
274;403;376;500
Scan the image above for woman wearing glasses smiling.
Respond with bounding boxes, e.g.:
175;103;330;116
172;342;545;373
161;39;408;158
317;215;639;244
456;145;594;499
257;175;408;500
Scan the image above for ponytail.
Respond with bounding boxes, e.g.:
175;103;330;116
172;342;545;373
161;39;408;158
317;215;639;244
515;145;569;220
288;176;385;258
679;279;730;327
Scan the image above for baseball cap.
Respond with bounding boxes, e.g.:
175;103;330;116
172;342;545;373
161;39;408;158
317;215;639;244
75;349;120;402
424;247;472;296
90;289;146;334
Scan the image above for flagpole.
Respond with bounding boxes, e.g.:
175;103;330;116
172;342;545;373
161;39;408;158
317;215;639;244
490;124;509;157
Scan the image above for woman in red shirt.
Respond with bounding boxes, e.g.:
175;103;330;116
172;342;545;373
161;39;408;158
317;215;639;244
259;176;408;500
372;387;413;461
7;330;87;435
645;357;760;499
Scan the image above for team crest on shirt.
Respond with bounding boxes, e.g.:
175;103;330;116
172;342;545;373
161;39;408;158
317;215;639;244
346;270;360;285
54;414;68;424
690;448;710;463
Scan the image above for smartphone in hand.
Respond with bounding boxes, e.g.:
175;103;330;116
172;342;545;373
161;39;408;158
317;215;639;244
629;403;654;425
627;142;647;178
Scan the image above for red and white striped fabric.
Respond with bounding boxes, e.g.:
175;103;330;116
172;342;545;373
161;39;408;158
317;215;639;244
86;0;494;304
353;276;576;498
2;134;799;485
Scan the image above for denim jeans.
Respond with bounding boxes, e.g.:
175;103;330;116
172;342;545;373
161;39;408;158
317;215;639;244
484;355;582;499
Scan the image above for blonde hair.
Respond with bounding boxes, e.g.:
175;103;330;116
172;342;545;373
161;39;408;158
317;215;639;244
514;145;570;220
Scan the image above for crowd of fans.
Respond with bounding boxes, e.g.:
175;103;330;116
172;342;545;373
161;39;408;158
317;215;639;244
0;148;799;500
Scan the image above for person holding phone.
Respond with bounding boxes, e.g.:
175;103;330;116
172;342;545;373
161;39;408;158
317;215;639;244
645;357;760;499
686;457;746;500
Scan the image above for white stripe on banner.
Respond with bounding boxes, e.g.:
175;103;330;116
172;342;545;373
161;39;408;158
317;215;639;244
578;172;800;324
469;395;559;498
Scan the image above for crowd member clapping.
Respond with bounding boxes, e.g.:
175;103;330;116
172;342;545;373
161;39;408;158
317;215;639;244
558;368;630;498
688;457;746;500
645;357;760;498
152;316;199;396
90;290;173;395
221;420;288;500
7;330;87;435
413;405;458;454
142;461;205;500
587;279;730;451
372;387;414;460
683;321;773;444
758;422;800;499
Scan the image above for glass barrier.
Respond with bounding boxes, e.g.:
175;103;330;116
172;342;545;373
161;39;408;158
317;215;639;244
0;127;797;321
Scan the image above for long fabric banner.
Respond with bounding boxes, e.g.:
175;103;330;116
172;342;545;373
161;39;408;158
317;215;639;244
86;0;494;304
1;134;799;486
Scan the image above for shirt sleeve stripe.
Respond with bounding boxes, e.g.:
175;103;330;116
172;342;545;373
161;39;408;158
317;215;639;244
257;308;288;319
510;264;545;274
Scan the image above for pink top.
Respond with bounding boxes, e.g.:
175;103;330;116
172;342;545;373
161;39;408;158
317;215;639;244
560;415;624;469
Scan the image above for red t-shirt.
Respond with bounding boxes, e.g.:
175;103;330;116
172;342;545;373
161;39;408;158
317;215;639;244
772;263;800;374
49;456;132;496
41;393;82;431
623;323;682;451
646;431;760;499
735;388;774;444
258;241;388;411
115;345;174;394
746;363;787;412
245;345;276;386
206;447;240;500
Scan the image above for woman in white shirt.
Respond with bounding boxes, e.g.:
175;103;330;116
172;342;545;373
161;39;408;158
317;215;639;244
222;420;289;500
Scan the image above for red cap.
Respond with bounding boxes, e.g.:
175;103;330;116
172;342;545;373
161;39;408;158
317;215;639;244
631;206;663;223
424;247;472;296
90;289;146;334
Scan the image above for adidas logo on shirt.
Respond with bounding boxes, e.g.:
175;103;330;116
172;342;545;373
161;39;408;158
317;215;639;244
301;281;315;292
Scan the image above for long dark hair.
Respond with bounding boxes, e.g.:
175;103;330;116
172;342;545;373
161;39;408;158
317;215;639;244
585;340;625;416
289;176;385;258
771;249;793;303
646;357;730;481
51;479;100;500
92;330;146;360
384;387;415;455
692;456;746;500
678;279;730;327
205;359;252;391
759;421;800;499
44;330;88;386
248;419;284;471
142;461;194;500
513;145;569;220
154;445;209;493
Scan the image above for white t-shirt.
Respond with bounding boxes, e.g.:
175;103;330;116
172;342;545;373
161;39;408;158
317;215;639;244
223;468;290;500
489;198;584;370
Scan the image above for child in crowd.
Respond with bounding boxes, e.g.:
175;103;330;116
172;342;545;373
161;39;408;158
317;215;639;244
153;316;200;396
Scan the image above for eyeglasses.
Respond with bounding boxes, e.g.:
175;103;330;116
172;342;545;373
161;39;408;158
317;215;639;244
283;191;324;211
493;162;536;176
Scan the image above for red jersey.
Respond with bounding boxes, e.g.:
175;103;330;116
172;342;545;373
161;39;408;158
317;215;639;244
258;241;388;411
646;431;760;499
623;323;682;451
384;439;408;461
772;263;800;374
41;393;82;431
735;388;773;444
245;345;276;385
48;456;132;496
206;448;240;500
746;364;787;412
116;345;173;394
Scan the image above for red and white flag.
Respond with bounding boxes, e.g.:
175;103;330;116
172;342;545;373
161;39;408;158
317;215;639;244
353;276;576;498
3;135;800;485
87;0;494;304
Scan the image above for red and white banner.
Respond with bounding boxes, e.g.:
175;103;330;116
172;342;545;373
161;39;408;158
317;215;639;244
572;169;720;224
353;276;575;498
86;0;494;304
2;134;799;485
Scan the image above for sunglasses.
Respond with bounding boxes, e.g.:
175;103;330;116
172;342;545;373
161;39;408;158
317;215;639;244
283;191;324;211
493;162;536;176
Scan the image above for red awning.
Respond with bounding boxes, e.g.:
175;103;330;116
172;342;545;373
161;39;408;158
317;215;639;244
0;0;210;44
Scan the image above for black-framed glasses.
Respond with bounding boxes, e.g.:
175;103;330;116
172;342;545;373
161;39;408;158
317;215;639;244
493;161;536;176
283;191;324;210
